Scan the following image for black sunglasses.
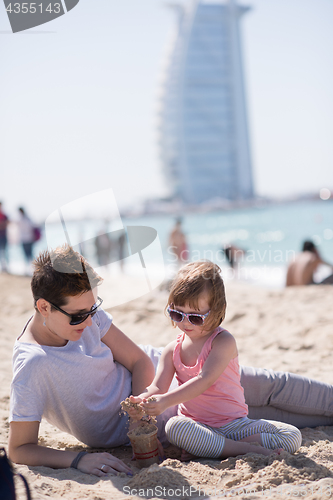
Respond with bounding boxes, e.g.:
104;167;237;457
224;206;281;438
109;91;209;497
48;296;103;325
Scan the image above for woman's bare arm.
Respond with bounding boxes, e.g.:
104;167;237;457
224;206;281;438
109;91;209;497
101;322;155;395
8;421;133;477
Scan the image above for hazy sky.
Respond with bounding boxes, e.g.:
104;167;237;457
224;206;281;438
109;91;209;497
1;0;332;221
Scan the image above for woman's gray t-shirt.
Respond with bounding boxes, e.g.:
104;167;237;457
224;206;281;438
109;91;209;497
10;309;133;447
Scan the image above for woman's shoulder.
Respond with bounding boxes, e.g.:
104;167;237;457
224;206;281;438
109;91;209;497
14;340;47;359
12;341;48;381
93;308;113;337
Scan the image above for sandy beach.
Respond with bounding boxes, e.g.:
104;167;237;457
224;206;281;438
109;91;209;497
1;272;333;500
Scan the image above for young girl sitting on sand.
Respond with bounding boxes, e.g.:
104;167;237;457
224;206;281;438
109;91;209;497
131;261;302;461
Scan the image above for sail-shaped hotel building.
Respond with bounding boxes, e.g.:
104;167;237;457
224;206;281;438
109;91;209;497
157;0;254;205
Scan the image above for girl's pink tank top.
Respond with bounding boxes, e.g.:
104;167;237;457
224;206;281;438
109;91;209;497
173;327;248;427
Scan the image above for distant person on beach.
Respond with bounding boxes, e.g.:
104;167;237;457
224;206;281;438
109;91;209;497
222;244;246;270
118;231;126;272
8;246;333;476
131;261;301;461
94;230;112;268
0;201;9;273
168;218;188;265
17;207;36;272
286;240;333;286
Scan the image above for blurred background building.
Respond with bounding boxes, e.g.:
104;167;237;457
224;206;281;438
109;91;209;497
157;0;254;205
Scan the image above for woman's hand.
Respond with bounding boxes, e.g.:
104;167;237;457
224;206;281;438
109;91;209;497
78;451;133;477
123;395;147;421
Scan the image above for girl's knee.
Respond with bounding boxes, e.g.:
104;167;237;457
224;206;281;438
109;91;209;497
165;416;190;444
165;416;179;436
165;416;224;458
289;428;302;453
262;426;302;454
281;424;302;453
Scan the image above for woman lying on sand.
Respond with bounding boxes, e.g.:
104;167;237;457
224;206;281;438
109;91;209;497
8;245;333;476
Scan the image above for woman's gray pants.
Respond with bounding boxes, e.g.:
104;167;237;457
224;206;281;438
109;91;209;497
240;366;333;428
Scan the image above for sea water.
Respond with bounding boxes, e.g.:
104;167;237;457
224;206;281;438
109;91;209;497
6;200;333;289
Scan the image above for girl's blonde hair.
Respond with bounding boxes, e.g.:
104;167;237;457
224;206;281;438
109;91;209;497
167;260;226;331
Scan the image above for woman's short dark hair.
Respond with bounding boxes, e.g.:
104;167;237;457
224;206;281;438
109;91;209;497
31;245;102;308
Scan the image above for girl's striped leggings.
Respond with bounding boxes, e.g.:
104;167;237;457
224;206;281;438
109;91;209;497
165;416;302;457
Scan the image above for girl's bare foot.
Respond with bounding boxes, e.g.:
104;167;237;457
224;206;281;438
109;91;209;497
254;445;284;456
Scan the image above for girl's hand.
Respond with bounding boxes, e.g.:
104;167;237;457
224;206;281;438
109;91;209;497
78;452;133;477
141;395;168;416
129;395;143;404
